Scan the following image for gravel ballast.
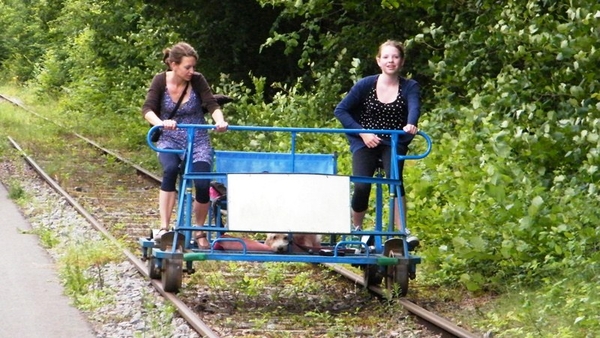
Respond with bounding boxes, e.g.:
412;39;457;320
0;160;199;338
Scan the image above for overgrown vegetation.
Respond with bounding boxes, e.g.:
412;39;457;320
1;0;599;336
59;239;121;302
7;179;26;200
185;261;421;336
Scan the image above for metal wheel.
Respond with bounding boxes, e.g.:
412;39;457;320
161;258;183;293
147;256;161;279
363;264;383;287
385;250;409;297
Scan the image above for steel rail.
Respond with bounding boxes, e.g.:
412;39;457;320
325;263;480;338
0;93;161;182
6;136;220;338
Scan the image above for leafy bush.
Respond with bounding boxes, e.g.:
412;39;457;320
407;1;600;293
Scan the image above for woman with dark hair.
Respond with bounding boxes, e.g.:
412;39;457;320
142;42;227;248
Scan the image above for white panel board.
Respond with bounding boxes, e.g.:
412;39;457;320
226;174;350;233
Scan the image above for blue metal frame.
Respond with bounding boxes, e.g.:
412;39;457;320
139;125;432;270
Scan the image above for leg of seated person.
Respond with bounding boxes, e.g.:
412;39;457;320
217;234;273;251
193;201;210;248
159;190;176;230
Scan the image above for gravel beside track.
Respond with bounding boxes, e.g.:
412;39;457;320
0;160;199;338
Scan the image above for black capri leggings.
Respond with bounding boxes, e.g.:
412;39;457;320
159;152;211;204
351;143;408;213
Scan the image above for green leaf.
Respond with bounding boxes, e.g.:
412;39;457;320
528;196;544;216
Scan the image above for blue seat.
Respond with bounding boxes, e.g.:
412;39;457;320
213;150;337;175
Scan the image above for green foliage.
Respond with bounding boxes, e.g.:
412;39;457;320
406;0;600;292
482;258;600;337
0;0;49;82
7;180;26;200
59;239;122;303
33;226;61;249
257;0;432;89
210;65;351;171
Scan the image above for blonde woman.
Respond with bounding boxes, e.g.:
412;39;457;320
334;40;421;248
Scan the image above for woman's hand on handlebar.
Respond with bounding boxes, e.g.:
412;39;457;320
214;120;229;132
162;119;177;130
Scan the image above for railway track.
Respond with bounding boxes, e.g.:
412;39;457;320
1;93;482;337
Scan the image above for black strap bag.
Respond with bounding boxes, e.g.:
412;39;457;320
150;81;189;142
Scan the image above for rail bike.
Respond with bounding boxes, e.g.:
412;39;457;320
139;124;432;295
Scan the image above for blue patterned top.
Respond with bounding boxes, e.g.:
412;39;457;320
157;89;213;164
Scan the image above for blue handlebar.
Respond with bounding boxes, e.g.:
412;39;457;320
147;124;432;159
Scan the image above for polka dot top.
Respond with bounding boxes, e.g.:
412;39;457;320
358;80;408;139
